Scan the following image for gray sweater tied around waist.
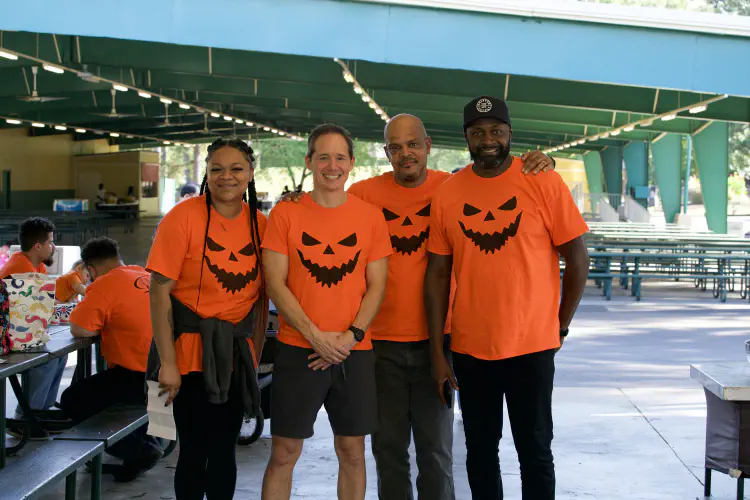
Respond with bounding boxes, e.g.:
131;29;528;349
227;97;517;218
146;295;261;418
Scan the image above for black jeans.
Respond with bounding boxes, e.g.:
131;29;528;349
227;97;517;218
60;365;150;462
173;372;244;500
453;349;556;500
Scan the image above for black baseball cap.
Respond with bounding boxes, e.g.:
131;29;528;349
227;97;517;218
463;96;512;131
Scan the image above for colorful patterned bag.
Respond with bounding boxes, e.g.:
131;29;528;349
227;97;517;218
0;280;10;355
2;273;56;351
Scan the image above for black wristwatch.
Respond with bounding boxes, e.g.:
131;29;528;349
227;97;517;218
348;326;365;343
560;328;569;338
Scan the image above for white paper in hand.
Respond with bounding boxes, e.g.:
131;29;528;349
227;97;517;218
146;380;177;441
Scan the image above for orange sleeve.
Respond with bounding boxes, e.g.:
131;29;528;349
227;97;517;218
368;213;393;263
0;254;36;278
256;210;267;244
69;288;109;332
347;181;365;199
147;205;190;280
261;205;291;256
545;174;590;247
427;190;453;255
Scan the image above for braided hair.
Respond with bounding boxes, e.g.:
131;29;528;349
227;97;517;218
196;138;264;315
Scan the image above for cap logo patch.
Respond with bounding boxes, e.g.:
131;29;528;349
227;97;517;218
476;98;492;113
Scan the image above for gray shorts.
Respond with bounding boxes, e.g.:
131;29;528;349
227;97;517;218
270;342;378;439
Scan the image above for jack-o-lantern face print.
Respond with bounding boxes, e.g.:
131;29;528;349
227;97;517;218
382;203;431;256
297;232;361;288
204;236;259;293
458;197;522;254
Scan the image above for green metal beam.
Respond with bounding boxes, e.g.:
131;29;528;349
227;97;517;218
651;134;683;224
583;152;605;196
624;141;649;208
693;122;729;234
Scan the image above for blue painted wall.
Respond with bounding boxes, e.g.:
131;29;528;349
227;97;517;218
3;0;749;96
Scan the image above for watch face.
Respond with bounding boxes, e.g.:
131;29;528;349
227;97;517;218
351;328;364;341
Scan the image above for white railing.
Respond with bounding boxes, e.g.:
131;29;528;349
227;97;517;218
581;193;621;222
623;195;651;223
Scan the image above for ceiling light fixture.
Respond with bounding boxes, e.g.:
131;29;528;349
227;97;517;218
113;84;129;92
334;58;391;121
42;64;64;74
31;122;45;128
689;105;707;114
138;92;152;99
5;119;21;125
109;132;120;137
210;112;220;118
0;50;18;60
75;128;86;133
624;125;635;132
662;114;677;121
54;125;67;131
179;103;191;110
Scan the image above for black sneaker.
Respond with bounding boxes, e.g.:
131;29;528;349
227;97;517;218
5;425;50;441
110;463;142;483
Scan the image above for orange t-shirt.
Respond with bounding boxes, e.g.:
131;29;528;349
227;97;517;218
56;270;84;302
146;195;266;374
0;252;47;279
69;266;153;372
429;157;589;360
348;170;453;342
261;193;392;351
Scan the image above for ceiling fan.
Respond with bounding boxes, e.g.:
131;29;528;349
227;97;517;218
16;66;69;103
90;89;138;118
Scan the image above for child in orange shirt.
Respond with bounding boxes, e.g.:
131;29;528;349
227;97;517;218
55;260;89;303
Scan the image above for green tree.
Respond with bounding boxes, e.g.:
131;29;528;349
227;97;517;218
729;123;750;176
709;0;750;14
253;138;309;189
254;138;386;190
429;147;470;172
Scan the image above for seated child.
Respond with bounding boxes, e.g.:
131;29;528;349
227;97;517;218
55;260;89;303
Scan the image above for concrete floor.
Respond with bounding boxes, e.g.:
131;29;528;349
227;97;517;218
5;221;750;499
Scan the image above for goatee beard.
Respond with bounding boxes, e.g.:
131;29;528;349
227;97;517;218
43;257;54;267
469;145;510;169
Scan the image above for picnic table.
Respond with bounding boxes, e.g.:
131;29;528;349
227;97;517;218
691;363;750;500
0;210;130;246
583;251;750;302
0;326;96;468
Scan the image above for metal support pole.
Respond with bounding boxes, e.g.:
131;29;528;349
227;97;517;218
684;134;692;214
65;470;77;500
737;476;744;500
704;468;712;497
91;453;102;500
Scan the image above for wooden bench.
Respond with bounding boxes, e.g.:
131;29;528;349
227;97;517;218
0;440;103;500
